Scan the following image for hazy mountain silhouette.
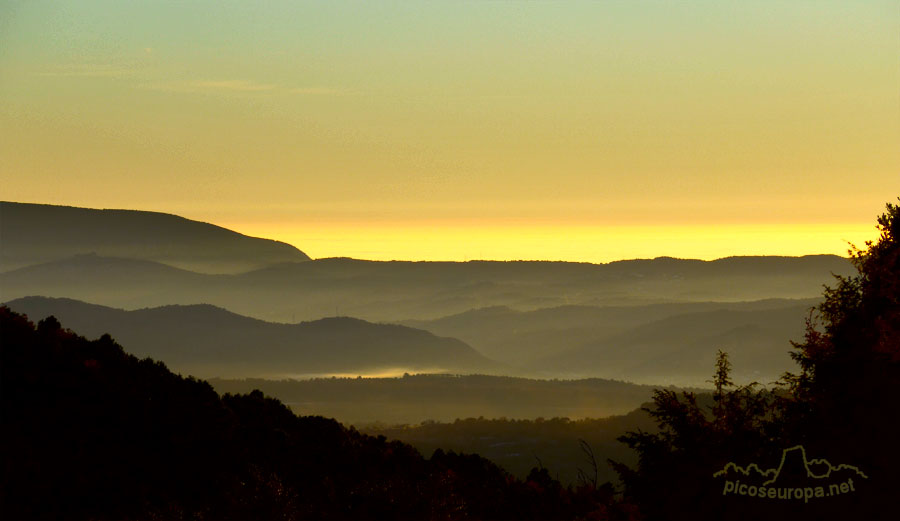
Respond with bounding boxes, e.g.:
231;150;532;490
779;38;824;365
0;255;225;309
0;251;851;323
0;201;310;273
5;296;499;378
526;304;812;385
401;299;818;370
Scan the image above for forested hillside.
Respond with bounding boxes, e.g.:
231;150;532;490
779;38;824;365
0;307;636;520
3;200;895;520
362;411;658;488
610;201;900;520
4;297;499;377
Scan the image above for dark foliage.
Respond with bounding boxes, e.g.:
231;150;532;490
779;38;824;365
612;200;900;521
0;307;638;520
363;411;656;487
775;199;900;518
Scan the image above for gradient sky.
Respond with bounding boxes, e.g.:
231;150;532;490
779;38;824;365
1;1;897;261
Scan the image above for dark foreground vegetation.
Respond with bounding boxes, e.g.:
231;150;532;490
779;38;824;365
0;307;637;520
2;200;897;520
610;201;900;520
362;412;657;488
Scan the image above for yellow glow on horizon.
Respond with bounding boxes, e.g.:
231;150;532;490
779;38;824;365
1;2;896;250
224;222;878;263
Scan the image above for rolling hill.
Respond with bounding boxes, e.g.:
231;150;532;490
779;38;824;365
401;299;816;385
526;304;812;385
0;201;310;273
1;305;593;520
0;252;851;323
400;298;817;362
4;296;499;378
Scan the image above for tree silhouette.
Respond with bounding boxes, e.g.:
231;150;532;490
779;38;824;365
776;198;900;517
612;199;900;521
2;305;635;520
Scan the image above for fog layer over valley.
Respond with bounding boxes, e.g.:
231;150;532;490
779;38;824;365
1;251;848;325
402;299;817;385
5;200;895;521
4;297;498;379
1;203;850;388
208;374;673;426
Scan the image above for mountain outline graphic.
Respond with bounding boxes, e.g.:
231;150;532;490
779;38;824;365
713;445;868;485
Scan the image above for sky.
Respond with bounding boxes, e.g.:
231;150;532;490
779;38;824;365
1;1;897;261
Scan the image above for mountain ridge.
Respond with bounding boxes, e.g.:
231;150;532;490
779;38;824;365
4;296;500;378
0;201;310;273
0;251;852;323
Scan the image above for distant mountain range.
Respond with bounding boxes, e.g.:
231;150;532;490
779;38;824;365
527;303;811;385
0;201;310;273
403;300;816;385
4;296;498;378
0;201;854;386
0;250;851;323
6;294;813;386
